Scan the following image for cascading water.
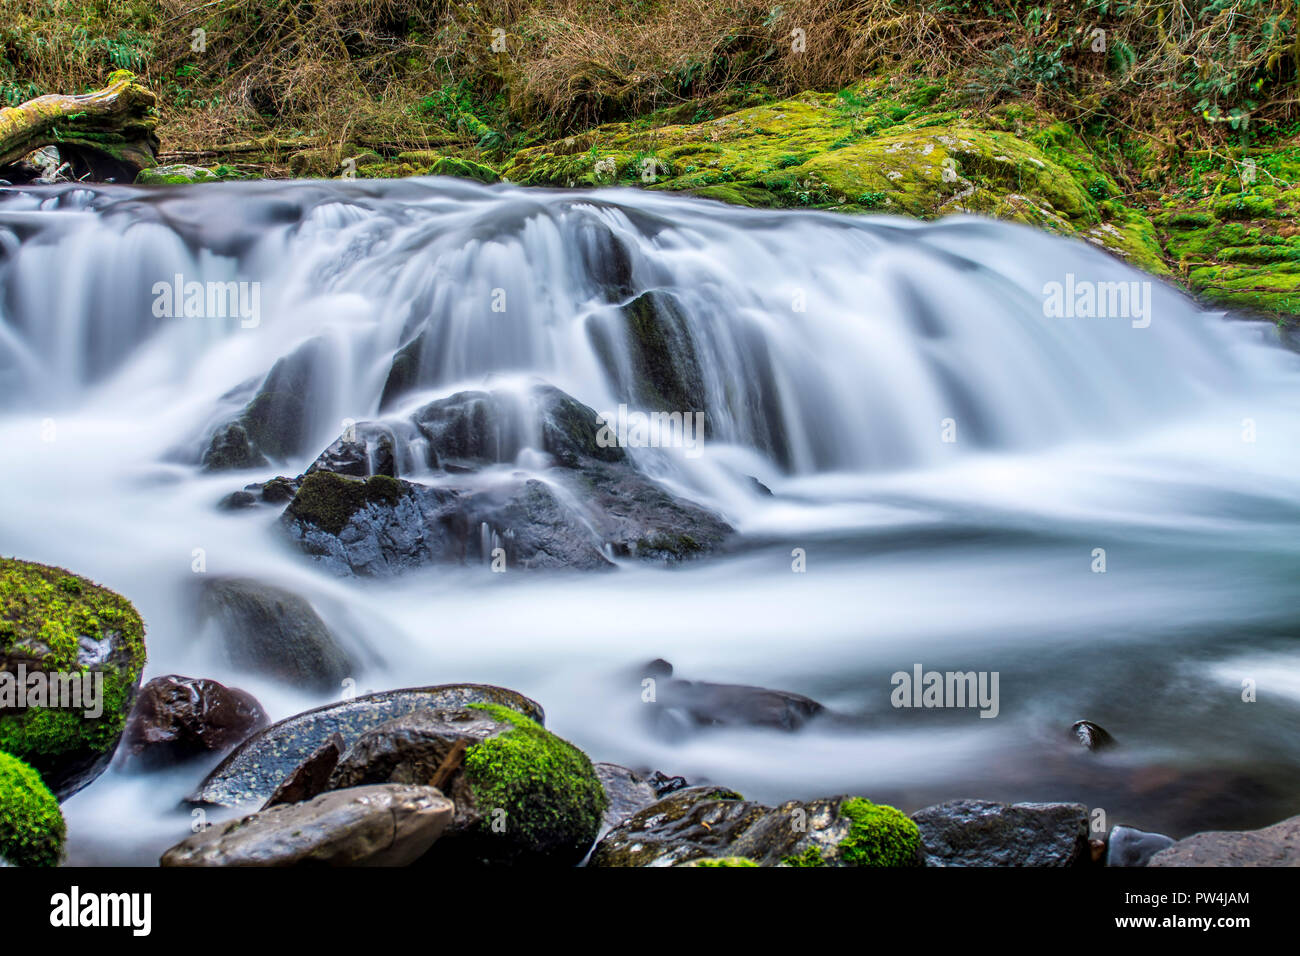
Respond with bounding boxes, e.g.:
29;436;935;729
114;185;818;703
3;178;1300;864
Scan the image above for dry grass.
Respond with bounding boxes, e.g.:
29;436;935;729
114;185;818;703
0;0;1296;151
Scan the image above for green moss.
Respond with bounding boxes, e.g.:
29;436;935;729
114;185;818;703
693;856;759;867
0;559;146;774
838;797;921;867
0;558;145;673
783;845;826;867
462;703;606;861
0;751;65;866
285;472;407;536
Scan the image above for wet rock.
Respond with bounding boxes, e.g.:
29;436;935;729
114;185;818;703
1147;814;1300;866
595;763;659;830
728;796;922;867
912;799;1090;867
281;472;460;576
588;786;763;867
162;784;454;867
281;471;612;575
201;337;331;469
285;382;730;576
306;424;398;479
0;558;147;800
578;461;732;562
325;705;606;866
617;290;707;414
120;675;268;771
201;421;267;471
262;732;344;809
1106;824;1175;867
456;478;613;570
659;678;823;732
217;490;257;510
641;659;824;732
195;577;356;692
191;684;544;808
589;788;921;867
1072;720;1116;751
378;335;425;410
650;770;689;797
258;476;299;504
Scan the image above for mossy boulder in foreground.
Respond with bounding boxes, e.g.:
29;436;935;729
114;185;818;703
0;557;147;799
0;750;66;866
326;702;608;866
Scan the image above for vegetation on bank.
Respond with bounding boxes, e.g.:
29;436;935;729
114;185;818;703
2;1;1297;315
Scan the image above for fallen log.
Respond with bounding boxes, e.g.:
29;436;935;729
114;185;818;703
0;70;159;182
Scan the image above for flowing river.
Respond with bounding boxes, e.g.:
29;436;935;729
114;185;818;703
2;178;1300;864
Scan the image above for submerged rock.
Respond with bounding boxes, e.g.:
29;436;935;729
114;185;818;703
120;675;268;771
1147;814;1300;866
201;337;332;469
162;784;454;867
640;659;825;734
1071;720;1116;751
192;684;544;808
912;799;1090;867
195;577;356;692
0;558;147;800
1106;824;1175;867
324;704;607;865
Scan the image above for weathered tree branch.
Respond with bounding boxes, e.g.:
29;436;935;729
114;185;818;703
0;70;159;181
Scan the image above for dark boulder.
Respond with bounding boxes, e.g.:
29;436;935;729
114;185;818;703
119;675;268;771
191;684;544;808
912;799;1090;867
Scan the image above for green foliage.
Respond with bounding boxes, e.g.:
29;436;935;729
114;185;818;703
0;751;65;867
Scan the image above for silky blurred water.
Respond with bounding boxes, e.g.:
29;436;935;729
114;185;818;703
2;179;1299;864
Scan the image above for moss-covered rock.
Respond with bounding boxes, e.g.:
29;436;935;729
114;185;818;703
0;558;146;799
459;703;606;865
135;163;219;185
321;701;606;865
591;789;921;866
0;751;65;866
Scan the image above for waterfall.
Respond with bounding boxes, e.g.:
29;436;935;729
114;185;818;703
5;177;1300;863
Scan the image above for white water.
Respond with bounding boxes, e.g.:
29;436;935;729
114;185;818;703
3;179;1300;864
